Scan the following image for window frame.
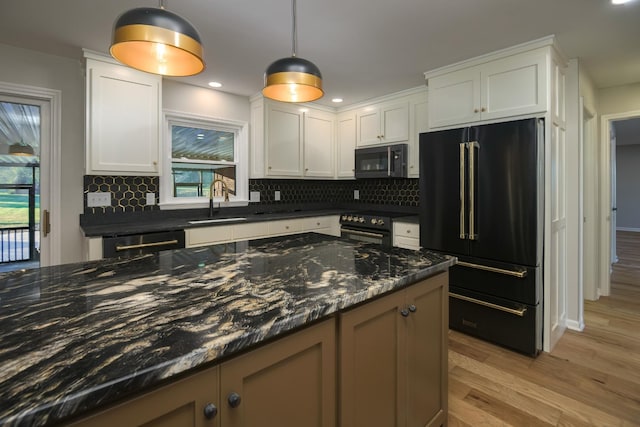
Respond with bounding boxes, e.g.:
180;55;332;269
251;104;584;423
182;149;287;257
160;109;249;210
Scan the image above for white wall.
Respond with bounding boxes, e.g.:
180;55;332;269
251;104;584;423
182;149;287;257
598;82;640;115
616;144;640;230
163;80;250;122
0;43;85;264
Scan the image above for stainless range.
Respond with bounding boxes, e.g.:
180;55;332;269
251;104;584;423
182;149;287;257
339;212;398;248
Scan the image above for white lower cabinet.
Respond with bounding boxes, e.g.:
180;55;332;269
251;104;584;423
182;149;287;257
393;221;420;250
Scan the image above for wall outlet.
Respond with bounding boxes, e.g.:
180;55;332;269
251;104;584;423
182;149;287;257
354;189;360;200
146;192;156;206
87;191;111;207
250;191;261;203
274;190;281;201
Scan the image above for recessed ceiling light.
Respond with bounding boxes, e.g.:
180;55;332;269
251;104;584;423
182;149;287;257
332;98;343;103
611;0;633;4
208;81;222;88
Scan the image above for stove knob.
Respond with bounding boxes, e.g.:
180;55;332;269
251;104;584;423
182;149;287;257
378;219;385;226
347;216;353;221
341;215;347;221
371;218;378;225
358;217;365;223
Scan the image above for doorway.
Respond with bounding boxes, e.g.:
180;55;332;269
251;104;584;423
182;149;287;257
0;82;61;270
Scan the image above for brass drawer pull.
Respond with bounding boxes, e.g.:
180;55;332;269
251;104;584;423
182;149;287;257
450;292;527;317
457;261;527;278
116;239;179;251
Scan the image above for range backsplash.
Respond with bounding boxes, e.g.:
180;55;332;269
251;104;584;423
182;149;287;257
83;176;419;214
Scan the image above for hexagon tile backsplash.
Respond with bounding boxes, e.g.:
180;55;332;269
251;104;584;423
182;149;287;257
83;176;420;214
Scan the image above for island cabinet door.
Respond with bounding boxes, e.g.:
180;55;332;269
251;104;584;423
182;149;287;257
219;318;336;427
339;290;407;427
69;365;220;427
405;272;449;427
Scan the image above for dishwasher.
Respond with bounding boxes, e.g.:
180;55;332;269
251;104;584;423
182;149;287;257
102;230;186;258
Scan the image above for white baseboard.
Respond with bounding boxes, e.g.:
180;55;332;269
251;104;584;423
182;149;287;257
616;227;640;232
566;319;585;332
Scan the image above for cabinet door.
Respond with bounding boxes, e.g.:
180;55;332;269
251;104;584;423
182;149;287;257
70;366;220;427
409;94;428;177
86;59;161;175
405;272;448;427
428;67;480;128
266;103;303;176
336;112;356;178
268;218;304;236
356;107;381;146
186;225;234;248
380;102;409;143
481;49;547;121
339;290;406;427
304;109;335;178
220;318;336;427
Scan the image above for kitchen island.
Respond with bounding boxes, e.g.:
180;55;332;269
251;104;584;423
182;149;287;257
0;233;454;426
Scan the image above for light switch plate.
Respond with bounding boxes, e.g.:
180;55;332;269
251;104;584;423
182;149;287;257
250;191;261;202
354;189;360;200
87;192;111;207
274;190;281;201
146;193;156;206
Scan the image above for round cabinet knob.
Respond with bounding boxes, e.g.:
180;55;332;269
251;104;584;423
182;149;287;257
203;403;218;419
481;107;487;112
474;108;479;113
409;304;417;313
228;392;242;408
400;309;410;317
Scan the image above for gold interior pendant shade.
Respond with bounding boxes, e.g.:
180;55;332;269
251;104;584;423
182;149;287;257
110;6;205;77
263;0;323;103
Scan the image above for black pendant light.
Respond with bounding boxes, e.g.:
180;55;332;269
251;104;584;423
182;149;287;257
263;0;323;103
110;1;205;77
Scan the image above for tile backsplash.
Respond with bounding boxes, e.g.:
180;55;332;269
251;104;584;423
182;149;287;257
83;176;419;214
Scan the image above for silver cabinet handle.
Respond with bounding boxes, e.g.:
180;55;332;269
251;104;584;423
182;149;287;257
450;292;527;317
457;261;527;278
116;239;179;251
459;143;466;239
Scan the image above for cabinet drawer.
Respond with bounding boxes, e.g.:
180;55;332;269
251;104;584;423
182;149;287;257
303;216;335;230
268;219;303;236
186;225;234;247
394;235;420;250
234;222;269;240
393;221;420;249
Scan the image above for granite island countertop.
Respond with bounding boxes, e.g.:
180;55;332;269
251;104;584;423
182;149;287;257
0;233;454;426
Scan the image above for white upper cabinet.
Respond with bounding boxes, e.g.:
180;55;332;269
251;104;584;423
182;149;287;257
304;109;335;178
85;54;161;175
265;102;304;177
356;101;409;147
408;91;428;178
427;46;549;128
336;111;356;179
260;99;335;179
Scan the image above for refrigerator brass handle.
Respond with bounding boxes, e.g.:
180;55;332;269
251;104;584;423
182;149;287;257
468;141;479;240
459;143;466;239
457;261;527;278
342;228;385;239
116;239;179;252
450;292;527;317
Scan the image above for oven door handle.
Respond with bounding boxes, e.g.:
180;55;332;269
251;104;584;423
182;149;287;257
341;228;385;239
116;239;179;252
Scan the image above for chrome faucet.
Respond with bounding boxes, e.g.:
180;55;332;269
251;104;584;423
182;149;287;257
209;178;229;217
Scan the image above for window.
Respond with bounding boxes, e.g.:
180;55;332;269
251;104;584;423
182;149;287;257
161;111;248;208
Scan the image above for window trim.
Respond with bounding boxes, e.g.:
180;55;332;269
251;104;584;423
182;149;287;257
160;109;249;210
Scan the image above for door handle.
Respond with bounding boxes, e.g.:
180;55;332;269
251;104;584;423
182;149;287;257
450;292;527;317
459;143;466;239
457;261;527;278
42;209;51;237
115;240;179;251
468;141;479;240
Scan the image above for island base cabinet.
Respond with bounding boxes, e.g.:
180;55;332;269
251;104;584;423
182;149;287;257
220;318;336;427
339;272;448;427
69;365;220;427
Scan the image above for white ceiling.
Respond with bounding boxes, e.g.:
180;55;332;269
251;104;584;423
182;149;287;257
0;0;639;108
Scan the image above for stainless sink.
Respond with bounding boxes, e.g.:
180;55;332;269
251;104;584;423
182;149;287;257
188;217;247;225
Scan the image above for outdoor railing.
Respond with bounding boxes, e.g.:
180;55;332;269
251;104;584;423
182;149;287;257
0;226;31;263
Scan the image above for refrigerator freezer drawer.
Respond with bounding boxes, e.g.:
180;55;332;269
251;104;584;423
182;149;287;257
450;258;540;305
449;286;541;356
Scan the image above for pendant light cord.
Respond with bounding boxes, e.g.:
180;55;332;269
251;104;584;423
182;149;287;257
291;0;297;57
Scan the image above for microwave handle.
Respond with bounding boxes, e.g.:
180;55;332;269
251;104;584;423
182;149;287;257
387;146;391;176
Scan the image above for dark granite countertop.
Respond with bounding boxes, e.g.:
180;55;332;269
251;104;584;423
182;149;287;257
0;233;454;426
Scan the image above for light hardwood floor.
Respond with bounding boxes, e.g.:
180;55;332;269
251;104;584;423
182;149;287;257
448;231;640;426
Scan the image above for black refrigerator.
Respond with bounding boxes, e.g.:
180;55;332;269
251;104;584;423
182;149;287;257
419;118;543;355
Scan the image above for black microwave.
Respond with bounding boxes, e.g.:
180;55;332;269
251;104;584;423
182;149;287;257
354;144;408;179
